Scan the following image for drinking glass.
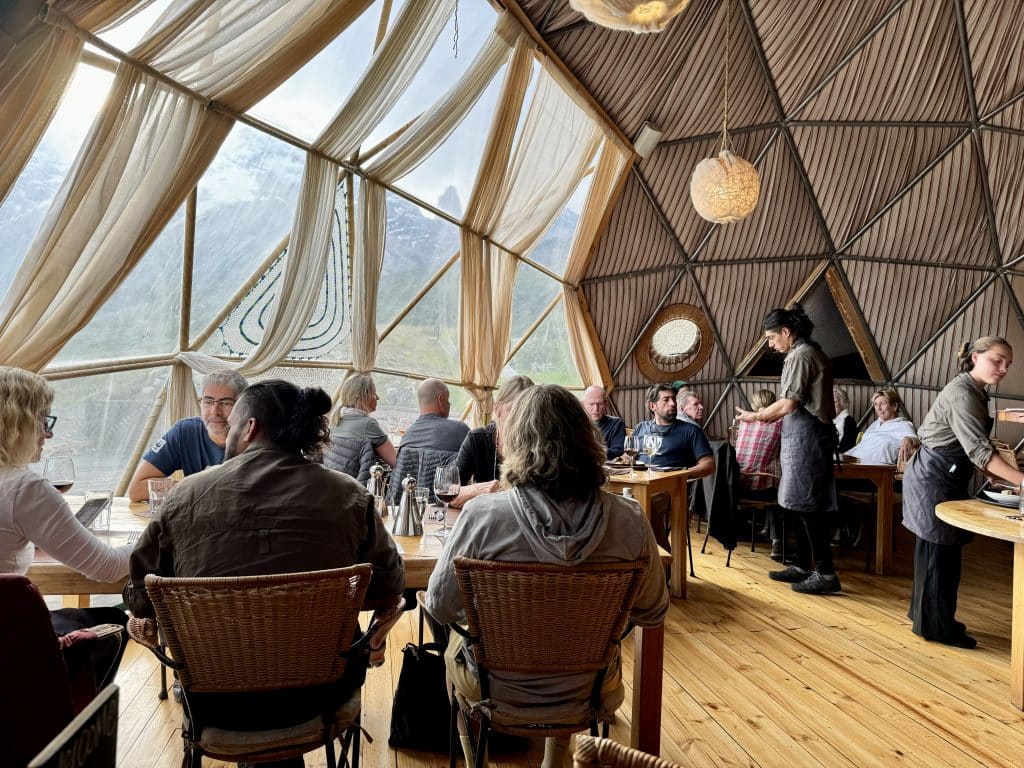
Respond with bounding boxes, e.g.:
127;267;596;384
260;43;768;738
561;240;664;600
622;435;641;475
43;457;75;494
85;490;113;532
433;465;461;537
415;486;430;523
643;435;663;476
147;477;177;517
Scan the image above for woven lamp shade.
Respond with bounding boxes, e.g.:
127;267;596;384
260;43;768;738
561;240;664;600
569;0;691;33
689;149;761;223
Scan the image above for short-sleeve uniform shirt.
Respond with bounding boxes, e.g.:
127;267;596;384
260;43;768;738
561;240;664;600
142;417;224;476
779;340;835;424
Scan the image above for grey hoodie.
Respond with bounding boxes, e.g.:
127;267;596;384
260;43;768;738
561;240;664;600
426;485;667;625
424;485;668;725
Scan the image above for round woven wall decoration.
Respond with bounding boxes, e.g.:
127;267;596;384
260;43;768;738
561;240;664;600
634;303;713;382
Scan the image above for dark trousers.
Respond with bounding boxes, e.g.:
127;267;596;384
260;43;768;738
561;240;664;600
50;606;129;691
909;536;965;641
786;509;835;575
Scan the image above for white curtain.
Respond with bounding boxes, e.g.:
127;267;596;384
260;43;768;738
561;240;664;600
347;12;523;373
459;62;606;422
0;0;150;206
176;0;454;383
563;140;631;390
0;0;372;373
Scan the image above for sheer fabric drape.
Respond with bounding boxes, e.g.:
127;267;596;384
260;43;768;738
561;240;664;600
0;0;148;206
562;140;631;390
460;62;605;422
349;12;522;374
0;0;371;373
175;0;453;386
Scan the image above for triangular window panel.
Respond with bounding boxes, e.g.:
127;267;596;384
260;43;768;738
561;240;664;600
746;270;877;381
503;300;583;387
201;180;351;362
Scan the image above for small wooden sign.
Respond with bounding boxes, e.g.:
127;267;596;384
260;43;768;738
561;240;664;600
29;685;118;768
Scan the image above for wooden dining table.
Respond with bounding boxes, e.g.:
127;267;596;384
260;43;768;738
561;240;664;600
936;498;1024;710
606;467;693;599
834;460;897;575
27;498;669;756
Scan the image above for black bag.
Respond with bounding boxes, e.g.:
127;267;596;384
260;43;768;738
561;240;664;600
388;610;451;753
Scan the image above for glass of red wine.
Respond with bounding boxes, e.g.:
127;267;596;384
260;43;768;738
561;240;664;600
43;457;75;494
433;465;460;538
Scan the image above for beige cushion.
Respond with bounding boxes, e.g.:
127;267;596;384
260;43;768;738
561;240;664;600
195;689;361;758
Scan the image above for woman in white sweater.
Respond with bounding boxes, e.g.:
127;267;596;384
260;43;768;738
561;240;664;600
0;366;132;688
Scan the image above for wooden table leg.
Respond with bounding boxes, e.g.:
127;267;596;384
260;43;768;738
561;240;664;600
631;623;664;755
669;480;687;599
1012;542;1023;710
874;476;894;576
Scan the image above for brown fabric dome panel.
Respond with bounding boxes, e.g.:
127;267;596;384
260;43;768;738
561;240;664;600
692;259;819;367
793;125;963;248
841;137;994;266
586;172;684;278
843;261;989;376
796;1;968;122
517;1;1024;408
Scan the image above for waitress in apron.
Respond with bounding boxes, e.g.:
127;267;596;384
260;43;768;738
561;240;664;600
736;305;840;594
902;337;1024;648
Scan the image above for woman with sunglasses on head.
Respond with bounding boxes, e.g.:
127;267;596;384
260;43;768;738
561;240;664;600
902;337;1024;649
0;366;132;689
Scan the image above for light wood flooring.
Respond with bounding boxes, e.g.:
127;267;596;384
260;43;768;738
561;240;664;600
110;522;1024;767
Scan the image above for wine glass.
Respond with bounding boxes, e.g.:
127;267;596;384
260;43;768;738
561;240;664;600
43;457;75;494
643;434;662;476
622;435;641;475
433;465;461;538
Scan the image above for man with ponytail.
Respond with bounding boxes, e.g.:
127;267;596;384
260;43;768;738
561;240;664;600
127;380;404;765
736;304;842;594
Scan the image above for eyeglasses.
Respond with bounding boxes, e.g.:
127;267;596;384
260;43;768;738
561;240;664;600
42;414;57;431
198;397;236;409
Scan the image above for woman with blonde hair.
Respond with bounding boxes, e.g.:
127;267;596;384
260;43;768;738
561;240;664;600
902;337;1024;648
453;375;534;488
331;373;396;467
0;366;132;688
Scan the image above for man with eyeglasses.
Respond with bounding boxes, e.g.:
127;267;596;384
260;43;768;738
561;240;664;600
127;372;248;502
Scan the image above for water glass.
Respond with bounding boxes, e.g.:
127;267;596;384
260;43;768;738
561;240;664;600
148;477;177;516
85;490;113;532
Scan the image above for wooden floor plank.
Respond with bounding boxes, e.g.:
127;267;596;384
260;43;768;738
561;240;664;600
108;523;1024;767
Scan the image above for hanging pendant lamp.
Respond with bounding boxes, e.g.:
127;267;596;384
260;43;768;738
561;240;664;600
690;0;760;223
569;0;691;33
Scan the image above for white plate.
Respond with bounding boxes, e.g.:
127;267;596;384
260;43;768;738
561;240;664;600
982;489;1020;507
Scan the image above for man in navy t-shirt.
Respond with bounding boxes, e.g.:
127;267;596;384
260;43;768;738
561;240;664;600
127;371;248;501
632;383;715;478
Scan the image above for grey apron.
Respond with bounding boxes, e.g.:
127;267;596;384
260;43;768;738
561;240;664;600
901;444;975;546
778;406;837;514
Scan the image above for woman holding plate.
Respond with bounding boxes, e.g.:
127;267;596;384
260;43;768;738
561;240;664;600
901;337;1024;648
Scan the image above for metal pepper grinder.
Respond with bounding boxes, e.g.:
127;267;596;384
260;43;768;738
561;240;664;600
392;475;423;536
367;463;388;518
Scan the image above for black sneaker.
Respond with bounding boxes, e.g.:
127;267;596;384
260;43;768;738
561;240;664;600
769;565;809;583
791;571;841;594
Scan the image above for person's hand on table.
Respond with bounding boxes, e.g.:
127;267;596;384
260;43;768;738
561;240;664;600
450;480;499;509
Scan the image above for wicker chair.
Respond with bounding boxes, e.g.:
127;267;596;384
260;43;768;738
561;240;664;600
573;736;682;768
448;557;647;768
129;566;389;768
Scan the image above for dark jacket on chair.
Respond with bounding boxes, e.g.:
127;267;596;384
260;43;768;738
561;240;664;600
323;434;376;484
